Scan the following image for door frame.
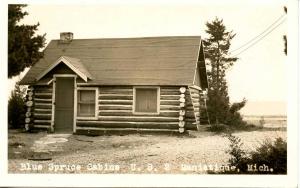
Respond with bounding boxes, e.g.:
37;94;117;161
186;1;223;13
51;74;77;133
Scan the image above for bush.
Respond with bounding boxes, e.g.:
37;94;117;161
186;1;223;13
222;134;287;174
8;83;27;129
207;124;229;133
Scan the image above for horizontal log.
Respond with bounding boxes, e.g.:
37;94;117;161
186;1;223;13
34;88;52;92
191;93;200;98
98;94;133;100
99;90;133;95
99;100;132;105
99;88;133;95
160;100;179;105
160;95;179;100
34;113;51;120
185;103;193;108
191;98;200;103
100;86;132;90
77;121;178;129
34;119;51;125
34;93;52;99
160;105;181;111
160;88;180;92
34;125;51;129
35;103;52;109
98;116;178;122
34;98;52;102
34;108;52;113
99;104;132;110
76;121;196;130
185;112;197;118
75;127;184;135
35;92;52;96
99;110;179;117
160;91;180;95
160;86;179;90
185;118;197;123
190;90;200;96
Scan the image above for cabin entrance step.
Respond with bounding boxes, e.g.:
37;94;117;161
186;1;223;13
29;134;71;160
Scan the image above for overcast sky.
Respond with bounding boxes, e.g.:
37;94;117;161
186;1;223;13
8;1;287;114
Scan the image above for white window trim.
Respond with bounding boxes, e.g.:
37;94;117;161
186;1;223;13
133;86;160;115
76;87;98;120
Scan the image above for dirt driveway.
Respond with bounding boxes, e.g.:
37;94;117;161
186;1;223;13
8;129;286;174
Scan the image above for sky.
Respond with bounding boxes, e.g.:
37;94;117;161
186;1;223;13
7;1;288;115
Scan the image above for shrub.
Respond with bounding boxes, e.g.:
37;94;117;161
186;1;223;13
208;124;229;133
222;134;287;174
8;83;27;129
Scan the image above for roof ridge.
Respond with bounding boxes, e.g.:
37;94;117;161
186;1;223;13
51;35;201;41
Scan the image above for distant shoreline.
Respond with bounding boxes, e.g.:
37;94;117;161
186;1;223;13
242;115;287;119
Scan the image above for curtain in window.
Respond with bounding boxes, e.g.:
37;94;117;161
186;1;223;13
78;90;95;117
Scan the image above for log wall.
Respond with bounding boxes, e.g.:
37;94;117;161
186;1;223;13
31;85;53;130
76;86;198;132
27;85;199;133
185;87;201;129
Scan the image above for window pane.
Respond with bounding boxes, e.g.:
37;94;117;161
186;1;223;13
78;103;95;117
77;90;96;117
135;88;157;113
79;90;95;102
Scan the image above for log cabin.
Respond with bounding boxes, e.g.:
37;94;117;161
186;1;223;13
20;33;209;135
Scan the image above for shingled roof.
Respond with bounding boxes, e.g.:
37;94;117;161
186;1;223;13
20;36;208;87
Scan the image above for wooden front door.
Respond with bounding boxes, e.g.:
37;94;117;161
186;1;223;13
54;77;74;133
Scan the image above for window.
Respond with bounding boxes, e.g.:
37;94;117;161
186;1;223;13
77;88;97;118
134;87;159;114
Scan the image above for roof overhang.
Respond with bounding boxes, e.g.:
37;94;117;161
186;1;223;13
35;56;90;82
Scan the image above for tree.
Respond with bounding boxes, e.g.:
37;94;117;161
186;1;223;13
8;4;46;78
203;17;246;127
8;82;27;129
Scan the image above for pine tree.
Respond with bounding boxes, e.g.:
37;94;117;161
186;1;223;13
8;4;46;78
8;82;27;129
203;17;246;127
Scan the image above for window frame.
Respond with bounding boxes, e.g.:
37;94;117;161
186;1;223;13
133;86;160;115
76;87;98;120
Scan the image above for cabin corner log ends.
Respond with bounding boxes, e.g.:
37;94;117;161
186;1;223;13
25;85;53;132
